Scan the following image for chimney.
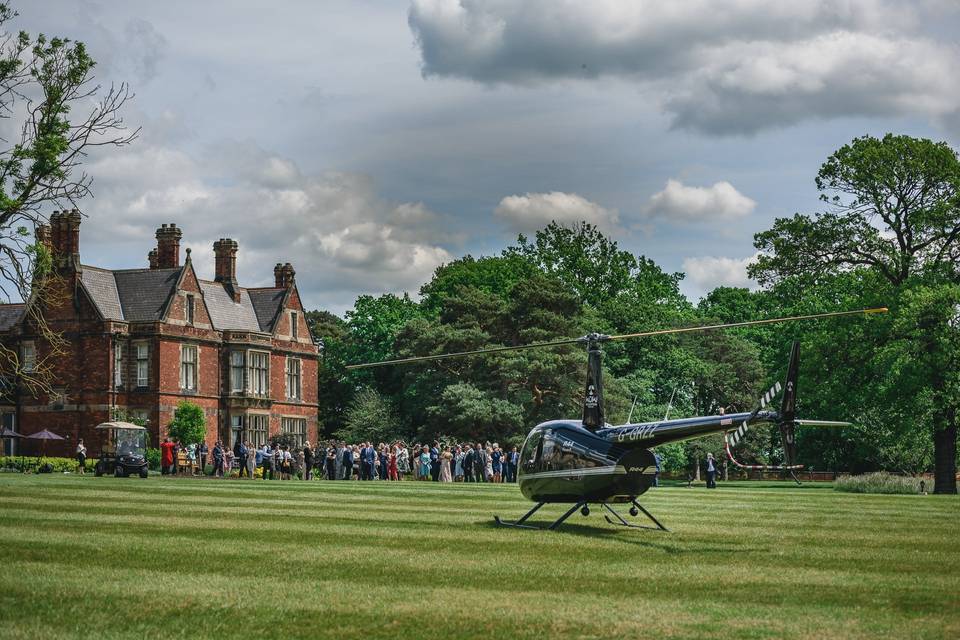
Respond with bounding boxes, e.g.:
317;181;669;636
47;210;82;270
35;223;52;255
148;248;159;269
213;238;238;285
155;223;182;269
275;262;295;288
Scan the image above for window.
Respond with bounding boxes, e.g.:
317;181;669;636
230;351;245;393
248;350;269;396
130;409;149;426
248;414;268;447
230;414;243;448
21;342;35;373
291;311;298;340
285;357;301;400
114;341;125;389
180;344;198;391
281;417;306;447
186;294;195;325
136;343;149;388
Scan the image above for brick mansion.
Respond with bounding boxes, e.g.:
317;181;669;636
0;211;320;457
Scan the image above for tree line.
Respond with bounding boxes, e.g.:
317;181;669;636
309;134;960;494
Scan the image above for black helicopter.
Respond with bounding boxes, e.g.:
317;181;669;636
347;307;886;531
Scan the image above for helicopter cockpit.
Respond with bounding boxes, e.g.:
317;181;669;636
520;422;617;476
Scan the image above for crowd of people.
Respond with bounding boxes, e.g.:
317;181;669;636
158;438;522;483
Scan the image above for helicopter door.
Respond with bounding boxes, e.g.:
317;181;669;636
520;430;543;474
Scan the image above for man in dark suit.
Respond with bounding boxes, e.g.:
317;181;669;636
506;446;519;482
361;442;376;480
472;442;487;483
429;441;440;481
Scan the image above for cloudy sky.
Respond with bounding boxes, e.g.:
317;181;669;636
18;0;960;314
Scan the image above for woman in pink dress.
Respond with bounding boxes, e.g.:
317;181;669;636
439;446;453;482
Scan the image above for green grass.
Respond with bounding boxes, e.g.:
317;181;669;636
0;475;957;640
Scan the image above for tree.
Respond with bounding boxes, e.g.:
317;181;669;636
0;3;137;392
750;134;960;493
336;387;400;444
166;401;206;446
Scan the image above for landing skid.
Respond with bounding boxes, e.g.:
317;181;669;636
494;498;668;532
602;500;669;532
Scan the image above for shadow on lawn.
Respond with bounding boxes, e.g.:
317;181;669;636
476;518;769;555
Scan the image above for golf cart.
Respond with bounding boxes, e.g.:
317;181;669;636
94;421;149;478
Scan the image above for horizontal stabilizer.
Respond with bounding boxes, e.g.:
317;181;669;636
792;419;852;428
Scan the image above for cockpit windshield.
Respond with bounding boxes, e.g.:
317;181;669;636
114;429;146;456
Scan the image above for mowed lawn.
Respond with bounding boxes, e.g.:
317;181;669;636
0;475;957;640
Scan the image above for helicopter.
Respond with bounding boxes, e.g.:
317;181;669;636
346;307;887;531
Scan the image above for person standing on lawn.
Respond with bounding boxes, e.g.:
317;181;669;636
198;441;208;474
246;441;256;479
236;440;248;478
705;452;718;489
75;439;87;474
303;442;314;481
212;440;225;478
160;437;175;476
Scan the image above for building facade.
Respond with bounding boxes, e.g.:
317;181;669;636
0;211;320;457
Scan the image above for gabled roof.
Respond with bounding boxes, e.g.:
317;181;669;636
112;268;183;322
247;287;287;333
0;303;24;331
79;265;183;323
198;280;263;332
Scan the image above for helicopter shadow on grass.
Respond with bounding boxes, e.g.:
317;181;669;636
476;519;769;555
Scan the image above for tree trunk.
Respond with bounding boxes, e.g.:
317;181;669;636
933;423;957;494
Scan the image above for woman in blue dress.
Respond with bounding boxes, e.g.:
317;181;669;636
418;445;431;481
491;445;503;483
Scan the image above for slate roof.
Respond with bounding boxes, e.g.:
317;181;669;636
112;268;182;322
198;280;263;332
2;266;289;334
0;303;24;331
247;288;287;333
80;267;124;320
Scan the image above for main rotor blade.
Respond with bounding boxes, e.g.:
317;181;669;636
344;336;583;370
344;307;887;370
606;308;887;341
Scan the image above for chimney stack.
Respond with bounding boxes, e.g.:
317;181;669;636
213;239;241;301
275;262;295;288
155;223;182;269
47;210;82;270
148;248;159;269
35;223;52;255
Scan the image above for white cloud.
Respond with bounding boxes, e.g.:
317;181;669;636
682;253;759;298
645;179;755;222
79;141;454;313
408;0;960;134
494;191;619;232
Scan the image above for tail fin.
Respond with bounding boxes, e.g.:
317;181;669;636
778;341;800;467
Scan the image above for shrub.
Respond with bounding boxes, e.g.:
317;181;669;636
167;401;206;445
834;472;923;495
146;448;161;471
0;456;98;473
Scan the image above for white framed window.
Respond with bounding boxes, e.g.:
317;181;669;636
21;341;35;373
248;413;269;447
230;414;243;449
230;351;245;393
130;409;149;426
291;311;298;340
281;417;306;447
135;343;149;388
114;341;124;389
247;350;269;396
180;344;198;391
285;357;301;400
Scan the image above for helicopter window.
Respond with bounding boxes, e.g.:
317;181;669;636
539;436;557;471
521;431;542;473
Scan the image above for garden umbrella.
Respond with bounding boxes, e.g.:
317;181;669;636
1;427;22;458
27;429;65;462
